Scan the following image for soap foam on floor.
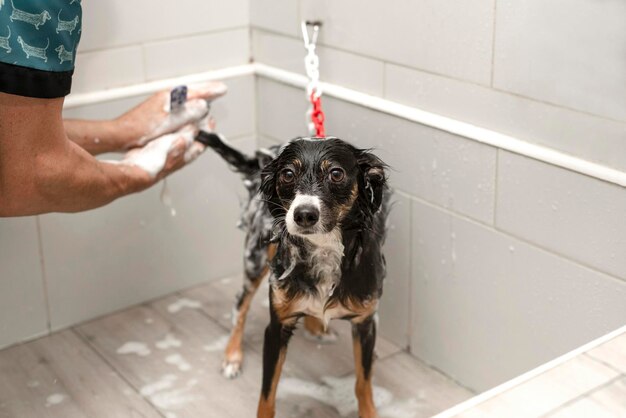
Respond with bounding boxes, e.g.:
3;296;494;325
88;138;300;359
167;298;202;314
140;374;178;397
165;354;192;372
156;334;183;350
45;394;66;407
117;341;151;357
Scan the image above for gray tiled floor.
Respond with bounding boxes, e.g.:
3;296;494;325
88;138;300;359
0;277;473;418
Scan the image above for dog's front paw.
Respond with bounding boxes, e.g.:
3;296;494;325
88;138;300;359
221;359;243;379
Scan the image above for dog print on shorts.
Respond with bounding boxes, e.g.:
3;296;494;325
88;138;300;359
0;0;82;71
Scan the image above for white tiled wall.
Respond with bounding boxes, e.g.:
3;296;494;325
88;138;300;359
252;0;626;171
255;78;626;391
71;0;250;94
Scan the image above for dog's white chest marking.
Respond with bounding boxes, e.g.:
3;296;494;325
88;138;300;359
297;229;347;326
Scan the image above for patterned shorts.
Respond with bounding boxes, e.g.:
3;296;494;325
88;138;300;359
0;0;82;98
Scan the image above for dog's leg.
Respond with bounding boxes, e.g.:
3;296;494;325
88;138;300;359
222;244;276;379
303;316;338;344
257;302;294;418
352;316;378;418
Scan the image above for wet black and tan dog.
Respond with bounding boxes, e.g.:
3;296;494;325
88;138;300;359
200;133;389;418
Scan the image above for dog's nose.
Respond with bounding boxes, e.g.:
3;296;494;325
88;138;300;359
293;205;320;228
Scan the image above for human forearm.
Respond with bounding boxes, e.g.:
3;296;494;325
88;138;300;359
0;138;153;216
64;119;126;155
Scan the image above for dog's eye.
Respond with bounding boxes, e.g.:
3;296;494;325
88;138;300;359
329;168;345;183
280;169;295;184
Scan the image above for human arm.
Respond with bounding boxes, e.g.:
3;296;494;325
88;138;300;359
0;93;195;216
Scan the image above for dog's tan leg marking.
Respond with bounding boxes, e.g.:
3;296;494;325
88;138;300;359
352;313;379;418
222;244;277;379
256;347;287;418
353;335;378;418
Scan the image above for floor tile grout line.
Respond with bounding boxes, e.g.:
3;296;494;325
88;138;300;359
538;374;625;418
35;216;52;333
583;351;625;375
71;328;169;418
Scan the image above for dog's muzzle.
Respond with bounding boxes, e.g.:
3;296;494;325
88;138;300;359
293;204;320;228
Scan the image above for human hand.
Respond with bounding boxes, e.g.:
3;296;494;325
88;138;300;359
113;81;227;150
112;116;215;187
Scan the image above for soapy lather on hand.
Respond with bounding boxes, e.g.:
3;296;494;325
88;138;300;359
107;82;225;179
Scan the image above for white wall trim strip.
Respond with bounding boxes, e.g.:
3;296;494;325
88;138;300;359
64;63;626;187
432;324;626;418
64;65;255;109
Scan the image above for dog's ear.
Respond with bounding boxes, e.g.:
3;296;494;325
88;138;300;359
356;149;387;213
259;156;283;216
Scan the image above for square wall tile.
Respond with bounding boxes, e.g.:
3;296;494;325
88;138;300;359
0;218;48;349
411;199;626;391
40;136;256;330
301;0;495;85
257;78;310;140
250;0;300;37
496;151;626;280
384;63;626;172
211;75;256;139
494;0;626;121
143;28;250;81
79;0;248;52
72;46;144;94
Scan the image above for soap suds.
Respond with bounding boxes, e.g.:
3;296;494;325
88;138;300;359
278;376;425;418
139;99;208;146
140;374;178;397
45;393;66;407
165;354;192;372
202;335;229;352
167;298;202;314
156;334;182;350
143;377;201;411
117;341;151;357
160;179;177;217
115;128;196;178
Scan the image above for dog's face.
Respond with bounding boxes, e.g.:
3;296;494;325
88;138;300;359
261;137;386;237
